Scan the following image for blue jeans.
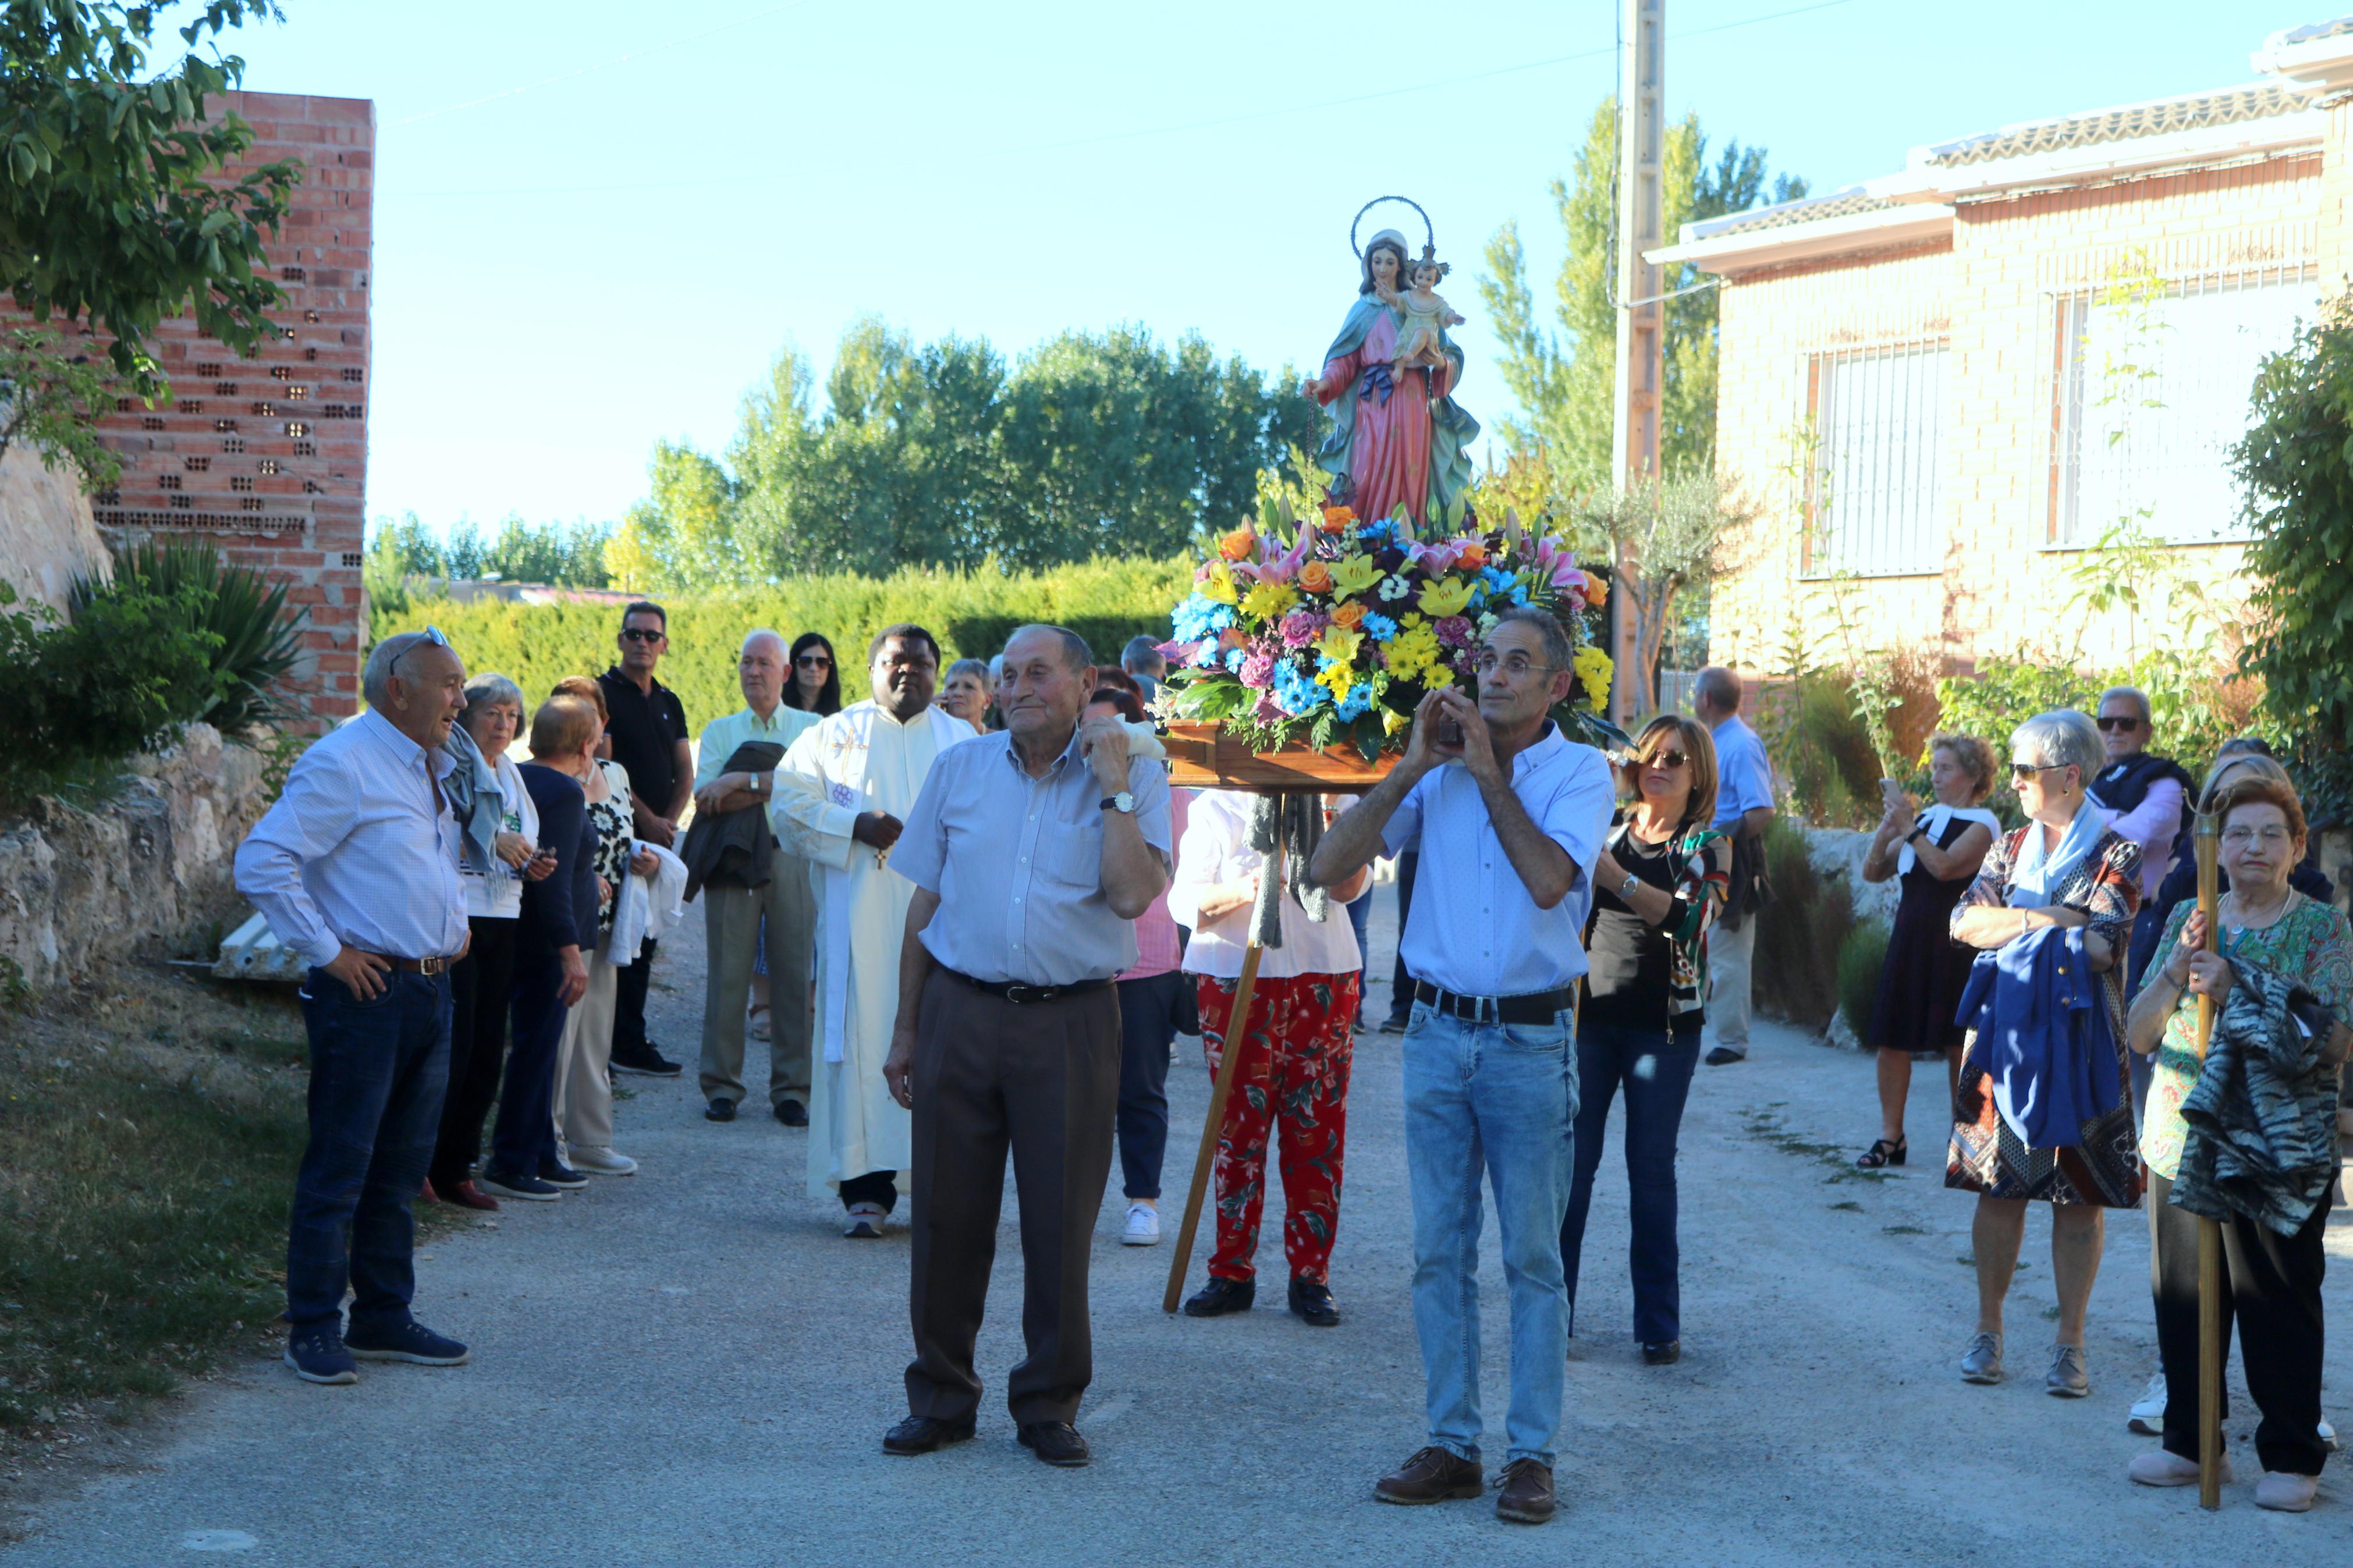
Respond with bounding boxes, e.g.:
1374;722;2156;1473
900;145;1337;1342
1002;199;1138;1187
1560;1018;1702;1345
1346;886;1372;1014
286;968;452;1333
1401;1000;1577;1467
1114;972;1183;1200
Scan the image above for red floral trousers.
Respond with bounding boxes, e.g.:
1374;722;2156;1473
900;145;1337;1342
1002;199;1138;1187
1195;970;1359;1286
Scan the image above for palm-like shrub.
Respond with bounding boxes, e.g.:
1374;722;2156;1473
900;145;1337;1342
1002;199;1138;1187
76;541;306;732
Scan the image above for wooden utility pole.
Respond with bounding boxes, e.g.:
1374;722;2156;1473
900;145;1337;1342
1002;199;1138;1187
1610;0;1664;723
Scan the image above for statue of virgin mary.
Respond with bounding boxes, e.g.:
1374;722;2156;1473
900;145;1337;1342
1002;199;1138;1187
1308;226;1479;531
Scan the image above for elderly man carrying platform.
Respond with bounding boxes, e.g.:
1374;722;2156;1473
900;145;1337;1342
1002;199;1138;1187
773;623;973;1237
234;629;477;1386
691;628;821;1125
1309;606;1615;1528
878;625;1172;1471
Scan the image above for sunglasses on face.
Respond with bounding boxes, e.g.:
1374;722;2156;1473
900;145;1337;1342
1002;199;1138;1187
2010;762;2067;783
797;654;831;669
620;626;665;643
2094;716;2142;732
1640;749;1690;771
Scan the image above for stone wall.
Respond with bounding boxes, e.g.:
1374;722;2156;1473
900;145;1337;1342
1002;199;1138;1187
0;725;274;990
0;442;111;614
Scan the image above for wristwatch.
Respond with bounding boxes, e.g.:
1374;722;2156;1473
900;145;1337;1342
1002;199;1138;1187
1099;791;1136;815
1905;822;1928;842
1619;871;1642;899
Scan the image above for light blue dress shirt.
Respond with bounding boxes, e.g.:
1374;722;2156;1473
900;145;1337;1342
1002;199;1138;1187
234;709;469;968
1379;723;1616;998
1709;713;1776;829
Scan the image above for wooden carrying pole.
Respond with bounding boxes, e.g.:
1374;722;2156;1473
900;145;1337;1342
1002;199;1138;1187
1163;812;1281;1313
2191;811;2224;1510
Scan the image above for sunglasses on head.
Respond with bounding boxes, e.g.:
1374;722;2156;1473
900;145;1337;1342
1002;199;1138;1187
2094;715;2142;732
620;625;665;643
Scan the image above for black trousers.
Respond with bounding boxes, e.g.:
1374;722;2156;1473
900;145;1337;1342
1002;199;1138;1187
2151;1171;2330;1477
429;916;517;1190
905;970;1119;1427
1386;850;1419;1021
612;937;658;1055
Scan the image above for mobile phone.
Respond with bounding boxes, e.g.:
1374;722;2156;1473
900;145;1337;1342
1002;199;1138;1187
1435;717;1464;748
1879;777;1903;807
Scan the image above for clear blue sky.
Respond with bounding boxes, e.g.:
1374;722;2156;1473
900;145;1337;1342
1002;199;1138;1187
226;0;2280;539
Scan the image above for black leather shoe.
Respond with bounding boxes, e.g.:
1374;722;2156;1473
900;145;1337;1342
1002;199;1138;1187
1641;1339;1681;1366
1181;1277;1255;1317
773;1100;808;1127
881;1415;975;1456
1017;1421;1090;1467
704;1097;737;1122
1288;1276;1340;1327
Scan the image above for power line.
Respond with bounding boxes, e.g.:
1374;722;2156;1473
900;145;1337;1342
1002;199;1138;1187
379;0;1862;197
391;0;816;127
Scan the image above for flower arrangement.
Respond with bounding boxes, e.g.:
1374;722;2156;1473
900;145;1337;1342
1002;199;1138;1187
1160;495;1619;760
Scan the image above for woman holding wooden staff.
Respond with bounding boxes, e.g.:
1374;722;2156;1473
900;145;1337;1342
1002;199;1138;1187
2124;772;2351;1512
1169;790;1370;1325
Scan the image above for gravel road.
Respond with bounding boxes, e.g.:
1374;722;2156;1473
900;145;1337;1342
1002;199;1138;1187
5;891;2350;1566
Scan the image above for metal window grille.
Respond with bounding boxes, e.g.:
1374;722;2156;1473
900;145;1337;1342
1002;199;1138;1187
2051;268;2317;546
1804;342;1947;577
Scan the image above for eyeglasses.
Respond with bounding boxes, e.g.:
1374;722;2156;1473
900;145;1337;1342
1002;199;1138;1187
2220;825;2293;848
418;624;449;649
1472;651;1555;678
2094;716;2142;732
620;626;665;643
1641;749;1691;771
796;653;832;669
2010;762;2068;783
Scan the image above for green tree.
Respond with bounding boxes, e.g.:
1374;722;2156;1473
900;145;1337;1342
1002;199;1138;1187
0;325;123;488
1479;97;1805;493
0;2;299;400
608;441;746;591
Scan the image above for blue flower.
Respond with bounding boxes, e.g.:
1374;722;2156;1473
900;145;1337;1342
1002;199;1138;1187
1223;647;1248;674
1271;660;1324;717
1359;610;1399;642
1170;593;1235;644
1333;682;1374;721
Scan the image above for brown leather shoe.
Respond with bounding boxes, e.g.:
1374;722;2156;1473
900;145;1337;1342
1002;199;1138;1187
1374;1445;1483;1504
1494;1457;1556;1524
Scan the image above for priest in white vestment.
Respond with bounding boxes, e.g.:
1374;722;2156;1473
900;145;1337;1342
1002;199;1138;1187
773;623;973;1236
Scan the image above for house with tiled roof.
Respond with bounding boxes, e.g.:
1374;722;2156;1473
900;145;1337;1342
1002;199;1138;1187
1658;17;2353;678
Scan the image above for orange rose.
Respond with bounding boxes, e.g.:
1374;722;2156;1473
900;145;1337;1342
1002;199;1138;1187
1318;504;1355;534
1330;599;1367;630
1454;541;1487;568
1297;559;1334;594
1217;526;1256;562
1582;573;1609;608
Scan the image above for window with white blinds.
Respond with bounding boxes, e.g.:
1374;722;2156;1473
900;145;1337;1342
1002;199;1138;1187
1805;343;1948;577
2052;273;2316;546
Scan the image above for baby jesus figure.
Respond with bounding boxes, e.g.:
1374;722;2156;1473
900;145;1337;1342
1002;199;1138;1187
1380;252;1465;374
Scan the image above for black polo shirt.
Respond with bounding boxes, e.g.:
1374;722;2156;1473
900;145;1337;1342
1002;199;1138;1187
598;666;689;817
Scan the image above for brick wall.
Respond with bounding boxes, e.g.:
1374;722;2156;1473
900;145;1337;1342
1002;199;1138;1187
1708;152;2319;687
79;91;373;727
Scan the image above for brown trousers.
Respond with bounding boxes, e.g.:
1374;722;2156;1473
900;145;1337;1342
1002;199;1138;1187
904;968;1119;1426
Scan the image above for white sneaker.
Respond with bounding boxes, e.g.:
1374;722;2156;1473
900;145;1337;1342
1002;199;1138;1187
843;1202;888;1239
2321;1417;2338;1452
2129;1371;2166;1434
1122;1203;1160;1246
569;1146;637;1176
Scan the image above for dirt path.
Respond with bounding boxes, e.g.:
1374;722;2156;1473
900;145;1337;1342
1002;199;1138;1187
4;892;2349;1565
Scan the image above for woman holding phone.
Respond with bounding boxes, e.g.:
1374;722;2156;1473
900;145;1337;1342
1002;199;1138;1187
1854;735;2000;1169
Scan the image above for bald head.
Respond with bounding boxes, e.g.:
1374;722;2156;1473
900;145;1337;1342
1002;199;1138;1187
739;627;787;715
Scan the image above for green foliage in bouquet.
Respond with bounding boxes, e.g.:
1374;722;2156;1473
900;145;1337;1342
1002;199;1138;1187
1160;492;1621;760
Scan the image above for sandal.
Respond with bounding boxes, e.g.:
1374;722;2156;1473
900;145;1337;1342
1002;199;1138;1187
1855;1136;1907;1169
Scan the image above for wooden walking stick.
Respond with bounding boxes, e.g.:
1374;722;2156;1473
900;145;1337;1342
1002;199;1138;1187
2191;809;2224;1510
1164;810;1279;1314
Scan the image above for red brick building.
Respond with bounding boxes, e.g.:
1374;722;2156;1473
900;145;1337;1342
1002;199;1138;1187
87;90;374;724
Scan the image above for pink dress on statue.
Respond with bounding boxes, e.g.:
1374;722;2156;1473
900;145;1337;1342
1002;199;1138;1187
1311;308;1457;528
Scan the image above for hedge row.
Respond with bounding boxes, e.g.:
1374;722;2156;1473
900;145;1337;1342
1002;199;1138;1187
371;557;1195;730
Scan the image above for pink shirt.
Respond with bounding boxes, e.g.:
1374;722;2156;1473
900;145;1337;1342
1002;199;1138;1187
1119;790;1191;980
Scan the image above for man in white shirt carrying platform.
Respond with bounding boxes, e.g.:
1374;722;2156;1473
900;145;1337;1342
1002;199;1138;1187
233;629;477;1387
1309;605;1614;1528
772;623;973;1238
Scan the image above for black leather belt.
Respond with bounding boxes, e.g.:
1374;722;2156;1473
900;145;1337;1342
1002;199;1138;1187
948;970;1113;1006
1414;980;1577;1026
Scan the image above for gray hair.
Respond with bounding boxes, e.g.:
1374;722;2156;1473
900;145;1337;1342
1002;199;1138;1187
1005;623;1093;674
364;631;446;709
740;627;786;660
2096;685;2151;726
463;671;524;716
944;657;991;687
1121;635;1167;677
2011;709;2104;779
1694;665;1742;713
1488;605;1573;674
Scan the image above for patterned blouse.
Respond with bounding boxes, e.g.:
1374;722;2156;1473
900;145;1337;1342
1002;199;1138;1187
2140;890;2353;1182
587;759;634;937
1594;817;1729;1022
